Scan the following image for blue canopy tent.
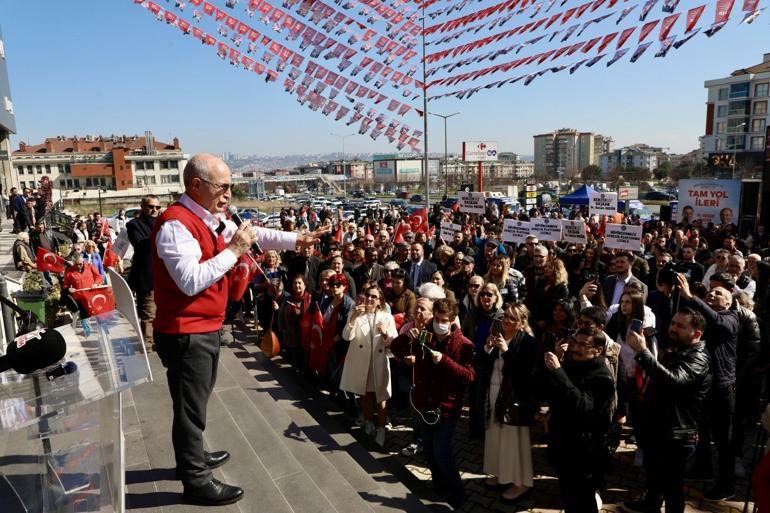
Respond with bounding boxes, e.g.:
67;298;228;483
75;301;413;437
559;184;596;205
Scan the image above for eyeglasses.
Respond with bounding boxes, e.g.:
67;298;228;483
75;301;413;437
503;315;520;322
479;291;495;298
331;283;345;288
198;177;232;192
145;204;161;210
365;293;380;300
468;283;482;289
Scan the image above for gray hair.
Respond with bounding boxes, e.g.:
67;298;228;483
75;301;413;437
141;194;159;207
16;232;29;242
735;290;754;310
182;154;214;186
418;282;446;301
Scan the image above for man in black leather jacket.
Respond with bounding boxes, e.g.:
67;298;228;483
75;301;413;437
622;308;712;513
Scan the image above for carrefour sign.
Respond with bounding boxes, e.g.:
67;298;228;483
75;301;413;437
462;141;499;162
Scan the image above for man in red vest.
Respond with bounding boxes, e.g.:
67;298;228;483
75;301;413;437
152;154;328;506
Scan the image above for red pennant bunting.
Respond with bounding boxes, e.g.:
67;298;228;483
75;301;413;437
597;32;618;53
659;13;681;40
639;20;660;42
617;26;636;48
743;0;759;10
715;0;735;23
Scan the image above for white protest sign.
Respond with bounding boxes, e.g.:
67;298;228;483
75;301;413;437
458;191;486;214
588;191;618;217
603;223;643;251
562;220;587;244
439;221;462;242
112;228;133;259
530;217;562;241
502;219;531;244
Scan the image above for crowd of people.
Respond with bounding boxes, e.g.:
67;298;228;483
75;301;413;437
5;163;770;512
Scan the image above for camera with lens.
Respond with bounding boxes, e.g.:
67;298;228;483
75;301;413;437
657;262;678;286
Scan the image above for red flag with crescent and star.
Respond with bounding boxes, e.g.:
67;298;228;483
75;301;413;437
408;208;428;234
103;242;120;269
228;252;259;301
73;286;116;317
36;247;67;274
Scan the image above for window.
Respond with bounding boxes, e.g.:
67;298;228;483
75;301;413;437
60;164;70;174
751;136;765;150
135;161;144;170
15;166;23;175
145;176;156;185
85;178;92;188
35;165;42;173
160;160;170;169
726;134;745;150
718;88;729;101
170;174;179;183
145;161;155;170
716;105;728;117
45;164;51;174
752;118;766;132
27;165;33;174
73;179;80;188
28;181;35;189
728;100;751;116
716;122;727;134
730;82;750;99
754;101;768;115
755;83;769;97
728;118;749;132
136;177;143;187
19;181;25;189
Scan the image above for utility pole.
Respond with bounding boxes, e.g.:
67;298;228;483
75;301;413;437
428;112;461;198
421;4;430;214
331;132;354;196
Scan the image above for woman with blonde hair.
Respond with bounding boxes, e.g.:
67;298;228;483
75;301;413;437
341;282;398;447
531;255;570;329
483;254;526;304
83;239;107;281
481;302;538;502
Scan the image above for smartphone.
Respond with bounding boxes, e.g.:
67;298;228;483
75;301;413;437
630;318;643;333
491;318;503;337
585;273;599;283
418;330;432;346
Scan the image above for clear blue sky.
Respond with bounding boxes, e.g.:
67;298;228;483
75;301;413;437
1;0;767;157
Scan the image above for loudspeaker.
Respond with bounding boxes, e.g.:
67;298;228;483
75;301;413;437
659;205;672;223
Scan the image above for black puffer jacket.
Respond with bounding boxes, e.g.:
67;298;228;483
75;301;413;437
635;342;712;440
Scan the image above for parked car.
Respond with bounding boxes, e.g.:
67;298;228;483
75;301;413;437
396;191;412;200
107;207;141;232
644;190;674;201
410;194;424;204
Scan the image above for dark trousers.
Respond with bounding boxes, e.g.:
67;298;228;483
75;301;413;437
417;417;463;501
643;437;691;513
695;384;735;490
155;330;220;488
556;465;600;513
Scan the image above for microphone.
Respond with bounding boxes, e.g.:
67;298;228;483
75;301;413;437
227;205;263;255
0;328;67;375
45;361;78;381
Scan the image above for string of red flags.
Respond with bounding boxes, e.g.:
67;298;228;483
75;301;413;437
426;0;763;101
133;0;425;150
424;0;756;101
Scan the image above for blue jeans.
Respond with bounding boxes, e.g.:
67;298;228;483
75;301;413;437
418;417;463;500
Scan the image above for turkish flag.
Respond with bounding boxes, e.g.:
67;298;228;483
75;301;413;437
392;222;407;243
36;247;66;273
408;208;428;233
101;219;111;239
73;286;116;317
306;306;328;374
103;242;120;269
228;253;258;301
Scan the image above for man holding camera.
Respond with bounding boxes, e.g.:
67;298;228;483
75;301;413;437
622;308;712;513
675;274;740;501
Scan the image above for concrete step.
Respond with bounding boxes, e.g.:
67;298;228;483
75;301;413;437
228;329;431;513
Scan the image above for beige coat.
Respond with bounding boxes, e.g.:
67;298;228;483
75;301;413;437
340;311;398;402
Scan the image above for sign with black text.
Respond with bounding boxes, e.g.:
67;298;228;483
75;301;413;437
588;191;618;217
458;191;486;214
603;223;643;251
531;217;562;242
439;221;462;242
502;219;531;244
562;220;587;244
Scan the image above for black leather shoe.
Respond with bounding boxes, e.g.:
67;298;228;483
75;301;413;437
205;450;231;469
184;478;244;506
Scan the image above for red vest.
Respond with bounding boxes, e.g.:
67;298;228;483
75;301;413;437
151;202;228;334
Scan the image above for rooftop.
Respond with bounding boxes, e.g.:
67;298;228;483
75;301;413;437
730;52;770;76
13;133;180;155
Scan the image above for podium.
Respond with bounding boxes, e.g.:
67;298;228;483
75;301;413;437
0;310;151;512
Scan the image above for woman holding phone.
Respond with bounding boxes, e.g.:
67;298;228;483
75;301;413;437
341;283;398;447
480;302;538;503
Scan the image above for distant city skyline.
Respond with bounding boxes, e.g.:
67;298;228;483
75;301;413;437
2;2;766;157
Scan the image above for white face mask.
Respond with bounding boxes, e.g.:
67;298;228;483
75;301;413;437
433;320;451;336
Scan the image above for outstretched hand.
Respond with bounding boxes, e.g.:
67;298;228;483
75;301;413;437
296;224;332;249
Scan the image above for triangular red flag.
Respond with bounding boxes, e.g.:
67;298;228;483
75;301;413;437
334;225;343;243
103;242;119;269
307;306;328;374
101;219;111;238
392;222;406;243
366;224;372;236
72;286;116;317
36;247;66;273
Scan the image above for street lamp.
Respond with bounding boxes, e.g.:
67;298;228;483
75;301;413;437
331;132;354;196
730;122;747;180
428;111;461;198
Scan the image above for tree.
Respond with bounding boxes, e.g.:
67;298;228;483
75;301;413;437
581;165;601;183
653;161;672;181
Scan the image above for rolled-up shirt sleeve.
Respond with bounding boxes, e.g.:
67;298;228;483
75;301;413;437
155;220;238;297
252;226;297;251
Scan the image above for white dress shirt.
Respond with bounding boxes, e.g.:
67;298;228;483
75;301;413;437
155;194;298;297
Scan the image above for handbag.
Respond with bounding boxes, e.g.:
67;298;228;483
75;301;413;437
260;312;281;358
494;391;531;426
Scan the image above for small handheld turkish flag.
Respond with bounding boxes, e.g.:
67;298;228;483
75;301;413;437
72;286;116;317
36;248;67;274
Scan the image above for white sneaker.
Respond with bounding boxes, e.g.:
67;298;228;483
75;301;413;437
375;427;386;447
364;421;375;436
595;491;603;511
